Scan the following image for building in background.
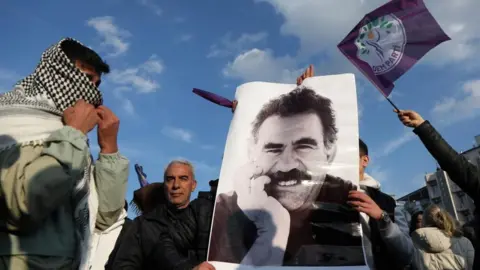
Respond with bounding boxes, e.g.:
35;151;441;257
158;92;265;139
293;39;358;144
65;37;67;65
397;186;430;214
397;135;480;225
425;169;475;224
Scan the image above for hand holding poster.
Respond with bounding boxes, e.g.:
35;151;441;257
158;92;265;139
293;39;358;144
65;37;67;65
208;74;368;270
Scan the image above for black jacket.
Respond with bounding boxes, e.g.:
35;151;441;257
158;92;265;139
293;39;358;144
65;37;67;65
111;196;214;270
363;186;403;270
105;218;133;270
414;121;480;268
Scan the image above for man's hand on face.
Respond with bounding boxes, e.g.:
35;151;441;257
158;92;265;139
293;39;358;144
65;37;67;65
96;105;119;154
192;261;215;270
234;163;290;230
348;191;383;220
63;100;99;135
396;109;425;129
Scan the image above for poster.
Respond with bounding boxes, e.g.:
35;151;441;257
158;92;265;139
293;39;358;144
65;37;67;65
208;74;368;270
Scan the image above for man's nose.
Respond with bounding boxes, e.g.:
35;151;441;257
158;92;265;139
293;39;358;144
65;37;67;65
172;178;180;189
276;151;299;172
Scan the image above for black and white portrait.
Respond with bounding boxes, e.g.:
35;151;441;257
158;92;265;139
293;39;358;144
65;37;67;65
208;75;367;270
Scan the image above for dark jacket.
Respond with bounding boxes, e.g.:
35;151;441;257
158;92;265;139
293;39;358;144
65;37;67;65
363;186;405;270
209;174;363;266
105;218;133;270
110;196;214;270
414;120;480;269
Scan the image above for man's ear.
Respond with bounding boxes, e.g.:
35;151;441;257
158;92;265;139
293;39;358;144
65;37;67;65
192;179;197;192
361;155;370;168
326;144;337;163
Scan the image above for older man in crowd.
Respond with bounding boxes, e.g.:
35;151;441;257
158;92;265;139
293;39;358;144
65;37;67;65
112;159;215;270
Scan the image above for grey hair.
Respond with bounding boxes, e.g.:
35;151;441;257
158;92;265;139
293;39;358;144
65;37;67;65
163;159;196;181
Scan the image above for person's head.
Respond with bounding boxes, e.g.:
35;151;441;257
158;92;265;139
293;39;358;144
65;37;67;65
250;87;338;211
423;205;457;237
359;139;370;181
409;211;423;235
61;39;110;87
163;160;197;209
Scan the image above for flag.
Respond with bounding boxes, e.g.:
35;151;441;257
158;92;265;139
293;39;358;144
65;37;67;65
135;164;149;187
192;88;234;108
337;0;450;97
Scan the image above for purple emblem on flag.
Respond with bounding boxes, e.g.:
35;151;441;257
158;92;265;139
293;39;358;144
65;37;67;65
337;0;450;97
193;88;233;108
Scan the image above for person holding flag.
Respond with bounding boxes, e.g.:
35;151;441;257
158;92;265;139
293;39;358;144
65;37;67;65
397;109;479;269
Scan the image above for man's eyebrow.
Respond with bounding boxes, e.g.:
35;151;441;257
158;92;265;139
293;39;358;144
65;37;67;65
165;175;189;178
293;137;317;146
263;143;284;149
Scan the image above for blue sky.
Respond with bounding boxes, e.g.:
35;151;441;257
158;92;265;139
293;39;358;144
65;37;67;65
1;0;479;216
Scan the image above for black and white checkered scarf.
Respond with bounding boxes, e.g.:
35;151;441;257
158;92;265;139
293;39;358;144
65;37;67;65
0;37;101;269
0;37;103;113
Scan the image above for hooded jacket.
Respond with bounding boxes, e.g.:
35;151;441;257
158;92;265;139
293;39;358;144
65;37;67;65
412;227;475;270
360;173;411;269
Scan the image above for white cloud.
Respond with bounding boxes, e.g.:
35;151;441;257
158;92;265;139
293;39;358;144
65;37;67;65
171;156;217;172
138;0;162;16
368;165;389;184
421;1;480;67
87;16;131;57
207;32;268;58
162;126;193;143
142;55;164;74
431;79;480;125
374;131;415;158
178;34;193;43
123;99;135;115
223;48;303;83
108;55;164;93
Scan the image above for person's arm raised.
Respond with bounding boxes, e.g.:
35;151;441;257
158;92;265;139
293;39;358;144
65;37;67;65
397;109;480;203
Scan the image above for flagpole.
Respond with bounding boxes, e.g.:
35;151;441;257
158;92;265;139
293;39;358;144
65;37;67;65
384;96;400;111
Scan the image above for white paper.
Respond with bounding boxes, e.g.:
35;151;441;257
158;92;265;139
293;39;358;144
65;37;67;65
208;74;368;270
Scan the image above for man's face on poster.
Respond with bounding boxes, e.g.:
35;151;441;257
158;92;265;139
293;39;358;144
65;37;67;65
253;112;331;211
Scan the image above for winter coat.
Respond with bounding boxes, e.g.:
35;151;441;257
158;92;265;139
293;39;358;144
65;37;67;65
111;196;214;270
360;174;412;269
412;227;475;270
414;121;480;268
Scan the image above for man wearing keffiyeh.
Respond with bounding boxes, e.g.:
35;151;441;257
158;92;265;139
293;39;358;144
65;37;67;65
0;38;129;270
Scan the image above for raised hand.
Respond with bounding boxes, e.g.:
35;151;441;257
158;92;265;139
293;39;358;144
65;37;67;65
234;162;290;235
396;109;425;128
297;64;315;85
96;105;120;154
63;99;99;135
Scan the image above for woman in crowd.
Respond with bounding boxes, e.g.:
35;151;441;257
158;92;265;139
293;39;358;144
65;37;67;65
411;205;474;270
409;211;423;236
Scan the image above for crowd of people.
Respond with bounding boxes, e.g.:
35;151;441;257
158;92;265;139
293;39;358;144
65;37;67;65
0;38;477;270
